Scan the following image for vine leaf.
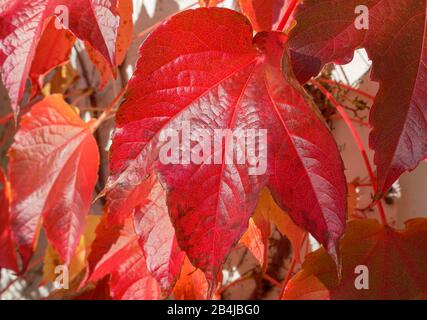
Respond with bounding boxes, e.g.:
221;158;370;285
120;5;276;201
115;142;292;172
42;215;100;285
283;218;427;300
257;188;305;263
173;256;220;300
133;176;185;297
29;17;76;97
86;0;133;89
0;0;121;118
240;197;271;269
73;277;112;300
104;8;347;294
8;94;99;268
287;0;427;195
87;213;161;300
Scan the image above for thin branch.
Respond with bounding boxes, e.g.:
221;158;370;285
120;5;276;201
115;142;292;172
318;78;376;100
311;79;387;226
279;257;297;299
277;0;298;32
330;114;369;127
0;277;21;296
217;273;252;296
0;112;13;125
90;85;127;132
263;274;281;288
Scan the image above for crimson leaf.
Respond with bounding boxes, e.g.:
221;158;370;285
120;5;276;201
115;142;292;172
87;213;161;300
287;0;427;195
133;176;185;297
105;8;347;293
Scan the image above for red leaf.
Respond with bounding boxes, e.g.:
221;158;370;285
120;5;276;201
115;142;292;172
29;17;76;97
8;95;99;268
133;176;185;297
105;8;346;292
85;41;114;90
0;0;120;118
0;169;18;272
283;218;427;300
238;0;293;32
85;0;133;89
87;213;161;300
74;277;112;300
109;252;161;300
287;0;427;194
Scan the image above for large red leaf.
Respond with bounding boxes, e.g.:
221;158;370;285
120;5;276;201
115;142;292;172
283;218;427;300
87;214;161;300
0;169;18;272
287;0;427;195
105;8;346;292
133;176;185;297
8;94;99;268
0;0;120;118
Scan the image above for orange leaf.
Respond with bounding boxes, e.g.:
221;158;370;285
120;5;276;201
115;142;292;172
42;215;100;285
258;188;305;262
173;256;219;300
0;169;18;272
240;207;270;270
9;94;99;268
115;0;133;66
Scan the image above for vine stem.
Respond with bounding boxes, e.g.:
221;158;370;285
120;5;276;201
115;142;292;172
310;79;388;226
0;113;13;125
330;114;369;127
0;101;36;125
279;257;297;299
263;274;282;288
0;277;21;296
318;78;376;100
90;85;127;132
277;0;298;32
279;232;308;298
